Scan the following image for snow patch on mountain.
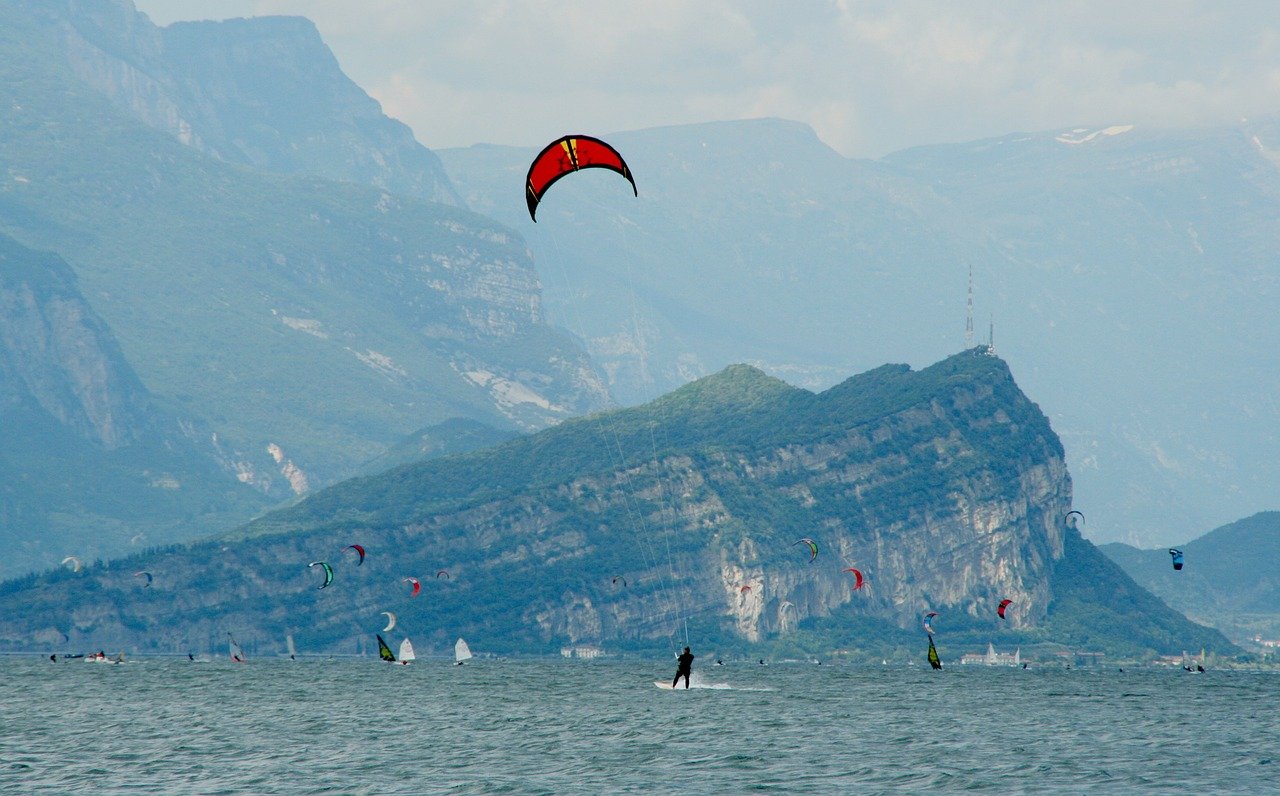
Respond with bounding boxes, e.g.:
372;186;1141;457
1055;125;1134;145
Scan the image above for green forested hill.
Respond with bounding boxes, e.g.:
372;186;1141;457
1101;512;1280;645
0;352;1234;660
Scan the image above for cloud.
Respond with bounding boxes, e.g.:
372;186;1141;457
135;0;1280;156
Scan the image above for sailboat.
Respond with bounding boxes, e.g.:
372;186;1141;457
286;634;297;661
376;634;397;663
454;638;472;665
398;638;416;666
228;632;246;663
927;635;942;670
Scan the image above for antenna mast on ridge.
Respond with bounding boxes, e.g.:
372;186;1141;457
965;264;974;349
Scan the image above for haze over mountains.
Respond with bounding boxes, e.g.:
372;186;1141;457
0;0;607;574
440;118;1280;547
1102;512;1280;647
0;232;265;575
0;0;1275;599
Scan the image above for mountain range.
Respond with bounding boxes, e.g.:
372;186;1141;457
439;117;1280;548
0;231;265;575
1101;511;1280;646
0;0;608;574
0;352;1233;660
0;0;1274;645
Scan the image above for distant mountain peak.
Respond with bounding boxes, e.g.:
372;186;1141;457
46;0;462;204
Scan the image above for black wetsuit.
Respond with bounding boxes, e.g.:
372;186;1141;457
672;650;694;689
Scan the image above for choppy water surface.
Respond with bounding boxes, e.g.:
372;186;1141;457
2;658;1275;794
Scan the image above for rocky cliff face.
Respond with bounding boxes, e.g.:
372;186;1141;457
41;0;459;204
0;232;267;578
501;358;1070;644
7;351;1194;657
0;234;149;449
0;0;608;495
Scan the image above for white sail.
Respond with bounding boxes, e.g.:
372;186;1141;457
286;634;297;659
228;633;246;663
455;638;472;662
399;638;416;663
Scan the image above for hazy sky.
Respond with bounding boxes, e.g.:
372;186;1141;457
134;1;1280;157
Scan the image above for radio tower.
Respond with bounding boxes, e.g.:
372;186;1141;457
964;264;974;349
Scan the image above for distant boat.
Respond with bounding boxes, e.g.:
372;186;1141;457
455;638;472;665
398;638;415;666
228;633;246;663
286;634;297;661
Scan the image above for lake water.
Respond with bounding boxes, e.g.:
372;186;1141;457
2;657;1274;794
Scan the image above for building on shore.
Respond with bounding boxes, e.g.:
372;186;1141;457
960;642;1021;666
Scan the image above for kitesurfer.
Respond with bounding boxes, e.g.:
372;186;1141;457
49;654;56;662
672;646;694;689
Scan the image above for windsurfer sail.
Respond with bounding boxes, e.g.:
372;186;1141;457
927;635;942;670
377;634;396;663
455;638;472;665
228;632;246;663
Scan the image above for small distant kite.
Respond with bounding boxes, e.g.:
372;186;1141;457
1169;548;1184;571
525;135;636;221
344;544;366;565
309;561;334;589
923;611;939;635
1065;511;1085;529
612;576;626;588
793;538;818;563
436;570;451;580
133;571;153;588
61;556;82;573
403;577;421;597
843;567;865;591
381;611;397;633
739;585;752;594
997;599;1013;619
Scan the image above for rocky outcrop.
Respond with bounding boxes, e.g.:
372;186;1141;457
3;351;1181;657
43;0;460;204
0;233;268;578
0;235;149;448
0;0;608;494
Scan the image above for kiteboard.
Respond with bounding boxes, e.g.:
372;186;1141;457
654;679;736;690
